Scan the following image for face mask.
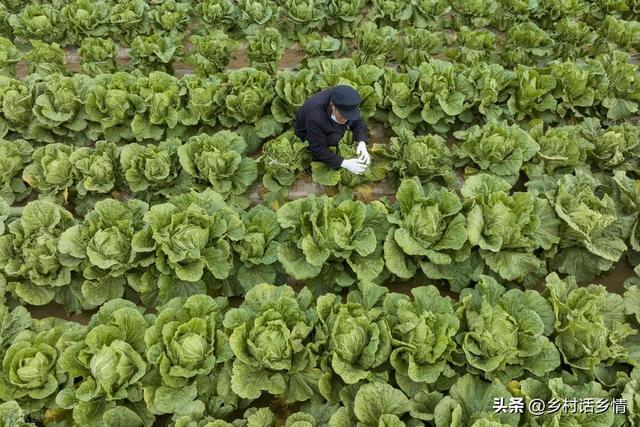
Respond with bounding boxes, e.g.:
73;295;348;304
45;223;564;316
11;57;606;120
331;112;347;124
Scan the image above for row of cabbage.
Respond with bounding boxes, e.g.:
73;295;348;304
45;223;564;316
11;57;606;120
1;115;638;209
2;16;639;78
1;160;639;312
2;274;640;426
1;0;639;47
1;55;638;146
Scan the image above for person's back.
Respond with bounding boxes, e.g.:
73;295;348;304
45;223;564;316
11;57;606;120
294;88;334;143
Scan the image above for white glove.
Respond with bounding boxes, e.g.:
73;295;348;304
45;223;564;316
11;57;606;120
356;141;370;165
341;158;367;175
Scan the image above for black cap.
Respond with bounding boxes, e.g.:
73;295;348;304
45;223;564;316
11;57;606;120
330;85;362;121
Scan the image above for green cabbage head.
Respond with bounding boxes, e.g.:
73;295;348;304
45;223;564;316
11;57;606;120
224;284;320;402
0;318;83;414
56;299;154;427
384;285;459;385
455;275;560;382
315;282;392;399
144;294;233;417
384;178;467;279
178;131;258;208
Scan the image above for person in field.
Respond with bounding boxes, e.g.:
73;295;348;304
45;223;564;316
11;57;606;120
294;85;371;175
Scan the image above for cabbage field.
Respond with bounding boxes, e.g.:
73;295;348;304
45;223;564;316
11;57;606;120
1;0;640;426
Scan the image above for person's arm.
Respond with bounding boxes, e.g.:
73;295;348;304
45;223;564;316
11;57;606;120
306;118;344;169
349;117;368;144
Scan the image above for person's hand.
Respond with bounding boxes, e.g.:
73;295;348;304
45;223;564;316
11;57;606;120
356;141;370;165
341;158;367;175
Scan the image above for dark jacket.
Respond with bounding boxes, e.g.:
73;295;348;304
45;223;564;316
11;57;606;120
294;87;368;169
